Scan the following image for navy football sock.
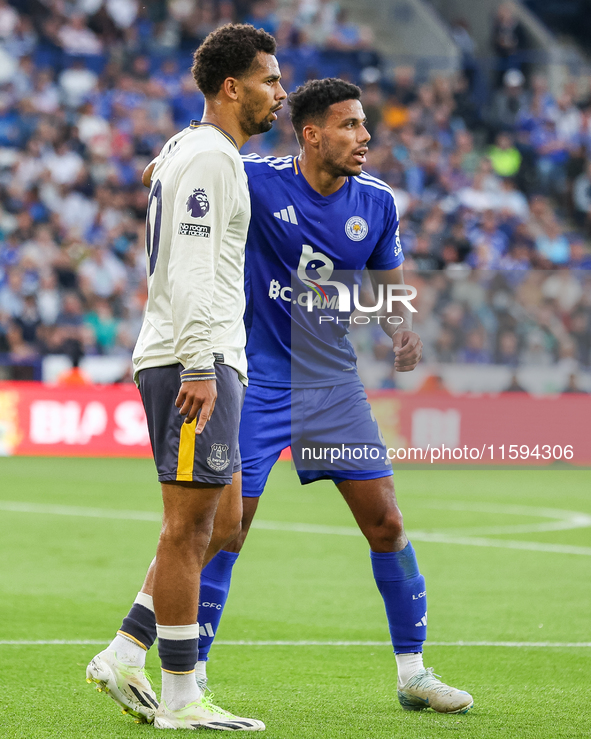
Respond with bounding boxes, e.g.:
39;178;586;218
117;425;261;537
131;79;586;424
197;550;239;662
119;593;157;650
157;624;200;674
370;542;427;653
157;624;201;710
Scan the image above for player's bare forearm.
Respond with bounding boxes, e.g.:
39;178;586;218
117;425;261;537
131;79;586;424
175;379;217;434
369;266;422;371
379;302;412;338
369;266;411;337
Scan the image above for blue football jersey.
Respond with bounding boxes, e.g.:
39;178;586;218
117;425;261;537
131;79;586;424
243;155;404;388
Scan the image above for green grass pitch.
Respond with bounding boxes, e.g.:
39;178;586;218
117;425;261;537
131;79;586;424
0;457;590;738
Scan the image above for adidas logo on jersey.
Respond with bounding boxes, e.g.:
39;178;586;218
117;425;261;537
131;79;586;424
273;205;298;225
415;615;427;627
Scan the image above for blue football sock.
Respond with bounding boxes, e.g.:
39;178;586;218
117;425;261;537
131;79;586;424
370;542;427;654
197;550;239;662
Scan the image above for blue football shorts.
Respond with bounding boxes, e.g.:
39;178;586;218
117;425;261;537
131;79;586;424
239;379;392;497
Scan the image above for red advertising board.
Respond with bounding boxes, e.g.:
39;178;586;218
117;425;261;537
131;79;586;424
0;382;151;457
0;382;589;465
368;391;590;465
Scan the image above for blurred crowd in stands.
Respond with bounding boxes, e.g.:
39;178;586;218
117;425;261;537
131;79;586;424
351;268;591;390
0;0;590;380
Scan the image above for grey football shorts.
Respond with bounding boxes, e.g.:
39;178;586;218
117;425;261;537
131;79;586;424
138;362;244;485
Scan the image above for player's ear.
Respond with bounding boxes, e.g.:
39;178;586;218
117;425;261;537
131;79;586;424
221;76;240;101
302;124;320;147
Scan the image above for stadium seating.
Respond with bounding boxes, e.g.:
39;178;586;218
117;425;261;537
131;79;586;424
0;0;590;390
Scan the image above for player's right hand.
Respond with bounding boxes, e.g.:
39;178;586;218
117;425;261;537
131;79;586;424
392;330;423;372
175;380;217;434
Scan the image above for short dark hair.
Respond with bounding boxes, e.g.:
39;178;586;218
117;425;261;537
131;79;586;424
288;78;362;145
192;24;276;98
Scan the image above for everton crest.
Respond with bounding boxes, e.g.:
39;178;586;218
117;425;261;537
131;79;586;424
207;443;230;471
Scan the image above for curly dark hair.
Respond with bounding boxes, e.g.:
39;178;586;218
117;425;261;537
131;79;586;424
192;24;277;97
288;78;362;145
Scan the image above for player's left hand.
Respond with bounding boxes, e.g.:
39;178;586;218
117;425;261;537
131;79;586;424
392;330;422;372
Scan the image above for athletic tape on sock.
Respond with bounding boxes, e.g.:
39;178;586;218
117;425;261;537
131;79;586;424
157;623;201;641
135;591;154;612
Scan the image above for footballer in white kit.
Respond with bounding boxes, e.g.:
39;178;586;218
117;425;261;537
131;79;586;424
134;121;249;486
86;24;286;732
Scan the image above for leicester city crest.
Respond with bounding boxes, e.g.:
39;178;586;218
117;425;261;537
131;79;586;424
345;216;368;241
207;443;230;471
186;188;210;218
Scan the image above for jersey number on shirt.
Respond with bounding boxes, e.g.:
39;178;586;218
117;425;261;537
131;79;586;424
146;179;163;276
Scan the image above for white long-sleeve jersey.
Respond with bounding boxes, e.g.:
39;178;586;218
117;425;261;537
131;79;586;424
133;122;250;385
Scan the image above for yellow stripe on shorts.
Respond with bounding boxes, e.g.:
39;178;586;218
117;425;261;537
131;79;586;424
176;418;197;481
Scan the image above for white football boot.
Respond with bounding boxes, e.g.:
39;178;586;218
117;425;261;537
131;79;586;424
86;650;158;723
154;692;265;731
397;667;473;713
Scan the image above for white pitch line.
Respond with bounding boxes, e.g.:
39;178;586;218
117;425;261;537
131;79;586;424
0;640;110;645
423;641;591;648
254;522;591;556
1;501;590;556
252;519;360;536
417;501;591;536
0;501;162;522
403;533;591;557
1;640;590;648
216;640;591;648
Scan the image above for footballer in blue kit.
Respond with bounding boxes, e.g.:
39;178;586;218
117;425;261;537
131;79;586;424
242;149;403;390
238;145;405;488
198;78;474;715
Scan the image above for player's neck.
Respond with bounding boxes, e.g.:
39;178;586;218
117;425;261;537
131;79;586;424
297;154;347;197
201;103;249;150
